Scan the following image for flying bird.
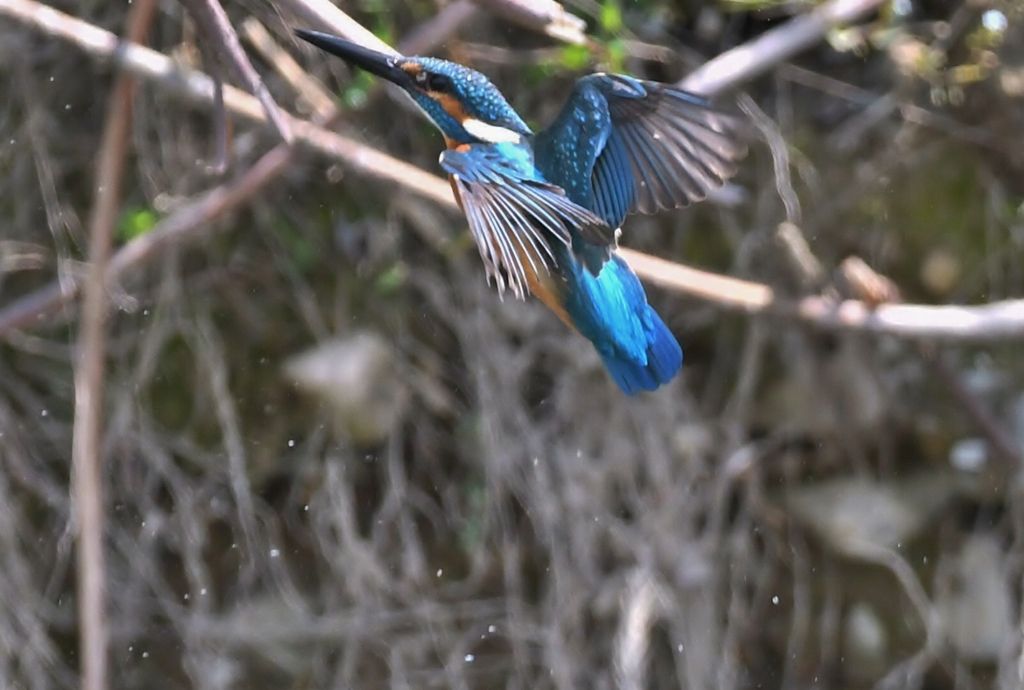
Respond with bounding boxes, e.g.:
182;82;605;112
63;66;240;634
296;29;747;394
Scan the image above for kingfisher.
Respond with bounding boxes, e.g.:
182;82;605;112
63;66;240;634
296;29;746;394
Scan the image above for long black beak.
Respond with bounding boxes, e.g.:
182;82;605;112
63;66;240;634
295;30;412;88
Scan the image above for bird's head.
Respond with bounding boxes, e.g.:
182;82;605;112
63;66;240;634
296;30;531;146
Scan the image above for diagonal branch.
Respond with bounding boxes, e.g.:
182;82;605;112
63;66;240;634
278;0;399;56
682;0;887;96
3;0;1024;344
179;0;292;142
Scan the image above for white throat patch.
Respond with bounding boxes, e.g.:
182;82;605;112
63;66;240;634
462;118;522;144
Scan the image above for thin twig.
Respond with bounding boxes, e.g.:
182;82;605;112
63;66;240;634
206;72;231;175
741;95;801;224
71;1;159;689
241;17;335;117
778;64;1002;151
179;0;292;142
775;222;825;291
920;343;1022;467
0;143;311;336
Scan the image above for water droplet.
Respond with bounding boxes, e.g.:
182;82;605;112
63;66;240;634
488;625;497;634
772;595;779;605
464;654;475;663
436;569;443;577
200;588;207;595
982;9;1007;32
40;409;48;417
142;651;149;658
287;439;295;448
270;548;281;558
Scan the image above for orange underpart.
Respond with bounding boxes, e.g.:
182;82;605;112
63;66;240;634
447;174;465;211
519;249;575;331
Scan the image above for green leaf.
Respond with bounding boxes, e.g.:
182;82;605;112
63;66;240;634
600;0;623;33
606;38;628;73
342;72;375;109
117;207;158;241
375;262;408;294
559;44;591;71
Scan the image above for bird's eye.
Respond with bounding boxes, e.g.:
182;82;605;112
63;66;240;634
426;74;450;92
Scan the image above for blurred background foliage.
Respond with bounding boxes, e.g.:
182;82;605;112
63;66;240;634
1;0;1024;688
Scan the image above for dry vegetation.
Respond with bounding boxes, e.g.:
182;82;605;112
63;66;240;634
1;0;1024;689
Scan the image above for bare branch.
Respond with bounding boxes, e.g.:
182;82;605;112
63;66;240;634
72;1;159;689
277;0;399;56
682;0;888;96
4;0;1024;345
179;0;292;142
465;0;587;45
242;17;335;118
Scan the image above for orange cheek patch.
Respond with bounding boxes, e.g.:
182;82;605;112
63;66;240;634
435;93;469;123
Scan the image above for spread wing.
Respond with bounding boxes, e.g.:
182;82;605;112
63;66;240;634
552;74;747;230
440;143;612;299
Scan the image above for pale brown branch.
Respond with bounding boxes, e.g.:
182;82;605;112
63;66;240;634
277;0;398;56
4;0;1024;345
465;0;587;45
681;0;888;96
72;1;159;689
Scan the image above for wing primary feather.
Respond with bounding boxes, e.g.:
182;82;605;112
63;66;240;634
480;189;524;297
571;75;748;222
620;122;676;209
647;110;737;200
647;111;738;182
493;194;544;282
486;190;531;298
508;194;559;265
632;116;712;201
461;183;507;294
440;143;615;297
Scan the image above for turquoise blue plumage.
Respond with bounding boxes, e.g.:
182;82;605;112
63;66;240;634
296;30;747;394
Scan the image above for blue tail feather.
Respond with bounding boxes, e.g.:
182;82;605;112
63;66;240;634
563;252;683;394
599;306;682;394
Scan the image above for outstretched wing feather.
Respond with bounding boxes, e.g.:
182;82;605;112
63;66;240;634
582;74;747;228
442;145;611;300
